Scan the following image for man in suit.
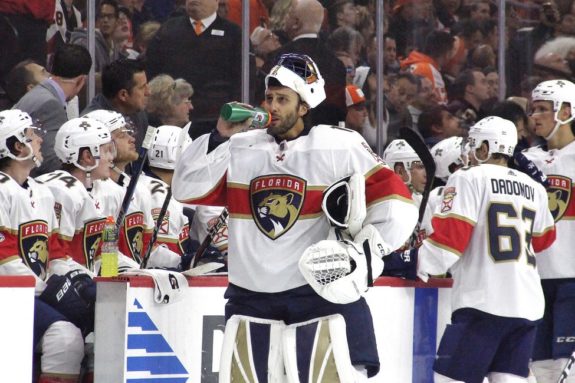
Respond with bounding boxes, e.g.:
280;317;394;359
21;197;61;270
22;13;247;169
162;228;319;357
262;0;347;126
14;43;92;176
146;0;249;138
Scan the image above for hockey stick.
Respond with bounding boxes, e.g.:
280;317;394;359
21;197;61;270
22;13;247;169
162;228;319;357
558;351;575;383
191;208;229;269
140;187;172;269
399;127;436;246
115;126;157;239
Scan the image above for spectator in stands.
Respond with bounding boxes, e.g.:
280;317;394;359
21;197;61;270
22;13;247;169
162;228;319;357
119;0;152;33
328;26;364;66
0;0;52;80
335;52;356;85
70;0;123;72
46;0;82;68
434;0;462;31
268;0;293;42
113;6;135;58
14;44;91;176
146;74;194;128
401;30;455;105
465;0;493;21
386;72;420;142
383;34;400;74
327;0;359;31
82;58;150;149
146;0;246;138
4;60;49;105
447;68;490;129
356;5;375;57
469;44;497;71
251;26;281;70
388;0;435;58
408;75;439;130
344;84;369;133
263;0;347;126
483;66;499;100
418;105;463;148
132;21;161;59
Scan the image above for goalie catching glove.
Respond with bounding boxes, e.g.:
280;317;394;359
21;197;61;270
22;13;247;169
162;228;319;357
299;224;390;304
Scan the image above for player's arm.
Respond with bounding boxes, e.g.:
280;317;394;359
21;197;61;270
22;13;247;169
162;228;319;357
417;172;478;281
531;183;556;252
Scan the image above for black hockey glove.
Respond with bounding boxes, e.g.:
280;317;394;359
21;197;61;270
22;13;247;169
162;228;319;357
380;248;418;280
512;150;549;188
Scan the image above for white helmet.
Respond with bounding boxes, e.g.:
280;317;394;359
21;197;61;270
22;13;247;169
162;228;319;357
265;53;326;108
431;136;469;182
149;125;192;170
55;117;112;172
83;109;130;134
383;139;421;170
0;109;42;167
468;116;517;163
531;79;575;140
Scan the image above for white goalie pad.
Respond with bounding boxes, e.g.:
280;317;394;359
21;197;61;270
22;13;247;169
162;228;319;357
220;315;286;383
322;173;366;237
283;314;355;383
299;239;367;304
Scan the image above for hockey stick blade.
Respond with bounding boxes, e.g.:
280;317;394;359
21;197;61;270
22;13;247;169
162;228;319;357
399;128;436;245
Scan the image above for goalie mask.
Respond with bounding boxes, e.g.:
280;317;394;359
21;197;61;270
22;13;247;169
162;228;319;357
265;53;326;108
431;136;469;182
0;109;44;167
531;79;575;140
468;116;517;163
55;117;113;172
149;125;192;170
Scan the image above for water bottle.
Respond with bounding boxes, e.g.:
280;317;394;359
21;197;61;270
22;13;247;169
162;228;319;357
220;102;271;128
100;216;119;277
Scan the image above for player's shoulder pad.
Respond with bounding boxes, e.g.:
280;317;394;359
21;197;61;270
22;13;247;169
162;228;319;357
311;124;365;144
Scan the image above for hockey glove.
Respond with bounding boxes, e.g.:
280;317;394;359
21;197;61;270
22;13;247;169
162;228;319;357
513;150;549;188
380;248;418;280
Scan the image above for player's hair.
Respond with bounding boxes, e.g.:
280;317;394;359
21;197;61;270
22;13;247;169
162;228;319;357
97;0;120;19
60;147;91;172
51;44;92;79
102;58;146;99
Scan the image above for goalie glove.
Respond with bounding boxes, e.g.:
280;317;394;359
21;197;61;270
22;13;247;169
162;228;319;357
380;248;418;281
298;225;390;304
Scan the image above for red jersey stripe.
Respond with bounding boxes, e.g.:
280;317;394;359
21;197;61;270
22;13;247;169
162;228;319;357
428;215;475;255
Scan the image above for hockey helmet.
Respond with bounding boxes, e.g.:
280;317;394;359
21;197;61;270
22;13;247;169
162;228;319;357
468;116;517;162
431;136;468;182
531;79;575;139
265;53;326;108
149;125;192;170
0;109;43;166
383;139;421;171
55;117;112;172
83;109;133;135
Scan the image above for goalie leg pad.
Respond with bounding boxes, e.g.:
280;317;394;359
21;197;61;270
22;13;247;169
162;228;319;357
219;315;285;383
283;314;355;383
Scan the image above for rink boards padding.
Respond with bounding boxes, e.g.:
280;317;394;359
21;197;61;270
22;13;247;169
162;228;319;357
92;275;452;383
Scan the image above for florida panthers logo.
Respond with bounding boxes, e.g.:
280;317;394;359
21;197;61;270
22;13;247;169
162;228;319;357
123;212;145;262
19;220;49;279
250;175;306;240
84;218;106;269
547;175;573;222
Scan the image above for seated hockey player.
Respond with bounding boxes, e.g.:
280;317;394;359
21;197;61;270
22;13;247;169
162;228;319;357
83;109;154;264
172;53;418;382
383;138;427;206
0;110;84;383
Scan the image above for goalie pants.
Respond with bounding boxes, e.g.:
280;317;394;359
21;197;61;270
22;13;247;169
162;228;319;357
224;283;380;377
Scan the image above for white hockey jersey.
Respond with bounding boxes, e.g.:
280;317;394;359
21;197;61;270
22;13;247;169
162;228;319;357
173;125;418;293
0;173;64;292
139;175;191;255
524;141;575;279
91;178;154;262
36;170;106;271
418;164;556;320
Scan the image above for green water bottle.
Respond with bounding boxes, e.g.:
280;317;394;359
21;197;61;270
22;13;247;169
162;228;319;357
220;103;271;128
